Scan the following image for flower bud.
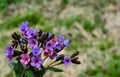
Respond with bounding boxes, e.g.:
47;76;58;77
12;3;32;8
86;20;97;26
41;33;49;41
71;60;81;64
19;37;26;43
47;34;54;41
71;57;79;61
71;51;79;58
12;32;21;40
13;50;22;57
38;29;43;37
71;57;81;64
56;54;65;62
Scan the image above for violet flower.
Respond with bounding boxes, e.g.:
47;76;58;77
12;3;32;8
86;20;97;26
63;57;71;66
58;35;65;42
31;56;43;68
20;54;30;65
55;41;63;50
5;46;14;61
32;47;42;56
22;29;28;37
26;28;38;38
48;33;51;37
64;40;70;46
49;51;57;59
28;39;38;48
19;21;29;32
46;41;55;51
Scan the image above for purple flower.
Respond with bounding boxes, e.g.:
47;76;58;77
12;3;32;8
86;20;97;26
28;39;38;48
32;47;42;56
20;21;29;32
63;57;71;66
49;51;57;59
19;37;26;43
20;54;30;65
64;40;70;46
55;42;63;50
48;33;51;37
31;56;43;68
5;46;14;61
58;35;65;42
46;41;55;51
26;28;38;38
22;29;28;37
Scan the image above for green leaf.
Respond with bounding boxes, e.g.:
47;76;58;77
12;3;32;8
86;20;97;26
36;69;46;77
48;67;64;72
25;69;35;77
14;62;24;77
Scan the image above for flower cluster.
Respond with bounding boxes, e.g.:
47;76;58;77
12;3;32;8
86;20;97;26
5;21;80;77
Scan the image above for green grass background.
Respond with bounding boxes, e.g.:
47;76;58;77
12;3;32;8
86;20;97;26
0;0;120;77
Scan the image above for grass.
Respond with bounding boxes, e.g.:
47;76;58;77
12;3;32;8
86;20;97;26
0;10;45;32
84;52;120;77
0;0;119;77
57;16;82;28
0;36;11;51
96;38;114;50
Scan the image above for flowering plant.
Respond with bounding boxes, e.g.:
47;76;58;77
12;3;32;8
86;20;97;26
5;21;81;77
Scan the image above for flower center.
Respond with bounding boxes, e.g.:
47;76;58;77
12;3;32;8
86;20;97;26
24;57;28;61
66;59;70;62
35;59;39;63
48;43;51;46
32;41;36;44
31;33;34;36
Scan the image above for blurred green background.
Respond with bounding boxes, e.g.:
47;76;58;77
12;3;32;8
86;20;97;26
0;0;120;77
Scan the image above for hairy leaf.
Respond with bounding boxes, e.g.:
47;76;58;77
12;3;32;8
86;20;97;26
14;62;24;77
25;69;35;77
48;67;64;72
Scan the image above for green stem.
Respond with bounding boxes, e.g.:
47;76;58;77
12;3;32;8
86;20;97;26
21;68;26;77
46;61;56;69
43;56;48;61
51;62;62;67
35;68;47;77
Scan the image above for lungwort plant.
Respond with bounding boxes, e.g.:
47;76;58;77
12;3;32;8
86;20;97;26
5;21;81;77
